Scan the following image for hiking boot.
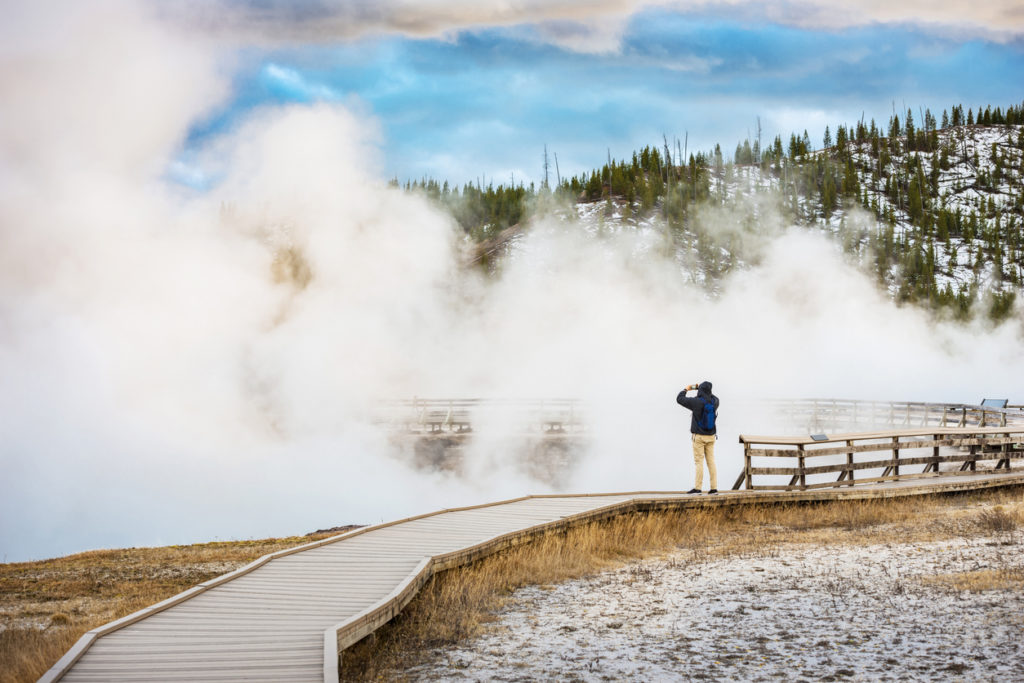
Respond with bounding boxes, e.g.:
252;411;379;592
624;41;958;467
708;489;718;494
687;488;701;494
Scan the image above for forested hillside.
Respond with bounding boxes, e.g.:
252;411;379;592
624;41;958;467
403;102;1024;322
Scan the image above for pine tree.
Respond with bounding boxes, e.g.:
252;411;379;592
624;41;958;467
822;165;837;218
905;109;916;151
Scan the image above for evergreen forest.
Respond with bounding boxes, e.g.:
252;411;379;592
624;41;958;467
398;101;1024;322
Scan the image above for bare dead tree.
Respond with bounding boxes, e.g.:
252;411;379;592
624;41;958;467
543;144;550;189
676;137;683;180
756;116;762;164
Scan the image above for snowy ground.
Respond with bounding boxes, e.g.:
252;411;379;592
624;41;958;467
402;535;1024;681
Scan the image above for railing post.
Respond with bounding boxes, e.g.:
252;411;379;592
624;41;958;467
941;406;948;427
995;432;1010;470
745;442;752;489
731;440;751;490
846;440;855;487
892;436;900;479
798;444;806;490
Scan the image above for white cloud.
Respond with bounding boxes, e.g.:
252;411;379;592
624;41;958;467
169;0;1024;52
171;0;638;52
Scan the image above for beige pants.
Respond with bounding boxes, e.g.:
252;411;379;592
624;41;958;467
692;434;717;490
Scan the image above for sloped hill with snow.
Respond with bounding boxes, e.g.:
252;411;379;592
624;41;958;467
487;122;1024;321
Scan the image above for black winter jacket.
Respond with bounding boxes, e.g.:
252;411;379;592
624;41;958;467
676;381;719;435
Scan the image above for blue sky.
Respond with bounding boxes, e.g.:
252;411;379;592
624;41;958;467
183;5;1024;188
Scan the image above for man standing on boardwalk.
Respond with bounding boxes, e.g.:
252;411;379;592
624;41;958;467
677;381;720;494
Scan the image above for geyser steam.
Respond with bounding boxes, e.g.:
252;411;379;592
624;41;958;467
2;1;1023;563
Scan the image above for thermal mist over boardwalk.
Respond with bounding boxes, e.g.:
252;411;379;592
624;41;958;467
2;1;1023;563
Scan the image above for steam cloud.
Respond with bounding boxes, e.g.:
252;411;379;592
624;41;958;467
2;1;1023;562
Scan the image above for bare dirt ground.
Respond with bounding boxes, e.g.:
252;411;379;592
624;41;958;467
401;516;1024;681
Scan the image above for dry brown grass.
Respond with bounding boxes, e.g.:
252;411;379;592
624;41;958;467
921;567;1024;592
0;533;338;683
973;505;1021;534
342;487;1024;680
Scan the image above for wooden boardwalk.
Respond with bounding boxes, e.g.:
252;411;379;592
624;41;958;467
44;471;1024;682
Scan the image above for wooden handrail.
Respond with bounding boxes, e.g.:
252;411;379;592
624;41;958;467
377;397;587;434
768;398;1023;431
739;426;1021;446
379;397;1023;438
733;427;1024;491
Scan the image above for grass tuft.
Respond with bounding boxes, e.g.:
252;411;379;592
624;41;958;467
974;505;1019;534
921;568;1024;592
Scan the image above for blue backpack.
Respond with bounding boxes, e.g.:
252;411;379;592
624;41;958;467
697;397;717;431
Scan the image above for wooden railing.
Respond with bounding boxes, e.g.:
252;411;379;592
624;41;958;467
378;397;1023;437
770;399;1024;432
733;427;1024;491
377;398;584;434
